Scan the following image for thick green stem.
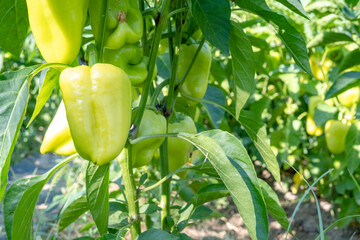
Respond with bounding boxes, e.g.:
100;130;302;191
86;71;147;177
140;0;150;56
119;144;141;239
132;0;171;138
97;0;108;63
159;122;170;231
165;0;185;117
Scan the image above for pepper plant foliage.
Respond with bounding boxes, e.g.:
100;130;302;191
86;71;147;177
0;0;320;239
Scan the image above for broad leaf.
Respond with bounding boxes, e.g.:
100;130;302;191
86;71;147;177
230;21;255;119
346;121;360;173
190;0;230;55
307;31;354;48
339;49;360;73
235;0;312;76
3;156;74;240
0;66;37;201
258;179;289;229
138;228;178;240
239;110;281;182
86;162;110;235
325;71;360;99
275;0;310;19
0;0;29;57
179;130;269;240
27;68;60;126
58;193;88;232
202;85;226;128
192;183;229;207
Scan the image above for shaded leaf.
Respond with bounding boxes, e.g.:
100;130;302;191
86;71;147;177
190;0;230;55
230;21;255;118
86;163;110;235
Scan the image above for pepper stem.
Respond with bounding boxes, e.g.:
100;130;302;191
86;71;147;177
159;120;170;231
118;144;141;239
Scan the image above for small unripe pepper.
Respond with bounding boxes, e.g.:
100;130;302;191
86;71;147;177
40;101;76;155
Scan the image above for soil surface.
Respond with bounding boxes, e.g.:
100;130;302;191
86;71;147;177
1;153;360;240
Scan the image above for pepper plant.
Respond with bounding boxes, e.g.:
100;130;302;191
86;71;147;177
1;0;356;239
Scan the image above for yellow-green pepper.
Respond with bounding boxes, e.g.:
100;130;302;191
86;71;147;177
177;43;211;103
40;101;76;155
60;63;132;165
89;0;143;49
306;96;323;136
325;120;351;154
168;113;197;177
26;0;89;64
338;87;360;108
103;44;154;86
130;109;166;168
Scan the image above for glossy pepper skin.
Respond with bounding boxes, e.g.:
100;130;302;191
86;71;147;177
338;87;360;108
131;109;166;167
325;120;351;154
26;0;89;64
103;44;155;86
60;64;132;166
89;0;143;49
177;43;211;102
40;101;76;155
168;114;197;177
306;96;323;136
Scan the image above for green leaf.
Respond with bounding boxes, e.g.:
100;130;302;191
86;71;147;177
238;110;281;182
27;68;60;126
179;130;269;240
58;193;88;232
339;49;360;73
0;0;29;57
230;21;255;119
275;0;310;19
202;85;226;128
86;162;110;235
235;0;312;76
156;53;171;79
138;228;179;240
192;183;229;207
325;71;360;99
0;66;38;202
313;103;337;126
190;0;230;55
258;179;289;229
307;31;354;48
3;156;74;240
346;121;360;173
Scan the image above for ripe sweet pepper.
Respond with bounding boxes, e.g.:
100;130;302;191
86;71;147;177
40;101;76;155
337;87;360;108
26;0;89;64
103;44;153;86
89;0;143;49
168;113;197;177
306;96;323;136
60;63;132;165
309;55;332;81
325;120;351;154
131;109;166;168
177;43;211;102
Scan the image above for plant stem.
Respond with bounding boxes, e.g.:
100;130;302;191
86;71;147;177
140;0;150;56
97;0;108;63
165;0;185;117
150;79;169;106
132;0;171;138
159;124;170;231
119;144;141;239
